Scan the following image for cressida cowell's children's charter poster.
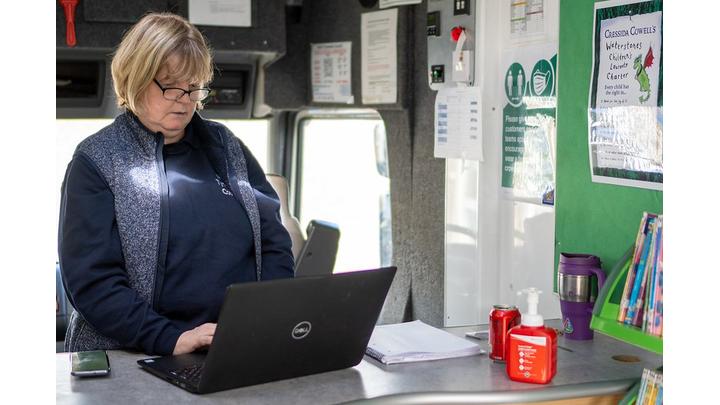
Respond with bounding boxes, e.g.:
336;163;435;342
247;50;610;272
589;0;663;190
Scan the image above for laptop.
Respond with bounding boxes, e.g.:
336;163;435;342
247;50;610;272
137;266;396;394
294;220;340;277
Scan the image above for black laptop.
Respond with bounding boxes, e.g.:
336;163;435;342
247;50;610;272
137;266;396;394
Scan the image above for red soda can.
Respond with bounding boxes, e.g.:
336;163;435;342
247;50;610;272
489;304;521;362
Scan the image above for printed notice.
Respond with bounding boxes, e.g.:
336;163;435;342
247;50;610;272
311;42;353;104
594;9;661;107
434;86;483;161
379;0;422;8
501;43;557;205
510;0;545;40
588;0;663;190
361;8;398;105
189;0;252;27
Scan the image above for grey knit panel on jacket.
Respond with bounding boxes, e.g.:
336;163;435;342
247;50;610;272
65;113;166;352
207;120;263;281
65;310;123;352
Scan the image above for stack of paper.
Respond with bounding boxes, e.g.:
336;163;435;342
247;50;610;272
365;320;485;365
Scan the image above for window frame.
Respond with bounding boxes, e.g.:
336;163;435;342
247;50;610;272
290;109;393;271
290;109;384;219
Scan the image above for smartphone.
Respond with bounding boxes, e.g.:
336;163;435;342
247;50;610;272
70;350;111;377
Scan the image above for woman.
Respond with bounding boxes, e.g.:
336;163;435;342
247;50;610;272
59;12;294;356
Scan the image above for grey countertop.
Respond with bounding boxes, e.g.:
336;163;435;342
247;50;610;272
56;322;662;404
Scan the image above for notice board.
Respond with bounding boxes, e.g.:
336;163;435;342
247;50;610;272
554;0;662;289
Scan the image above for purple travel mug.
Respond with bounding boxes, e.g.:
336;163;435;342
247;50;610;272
557;253;606;340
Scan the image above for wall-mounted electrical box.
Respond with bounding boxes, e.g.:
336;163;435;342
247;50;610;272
202;64;254;115
427;0;476;90
190;51;258;120
57;60;105;108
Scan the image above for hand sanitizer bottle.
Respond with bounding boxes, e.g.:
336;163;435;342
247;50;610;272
506;288;558;384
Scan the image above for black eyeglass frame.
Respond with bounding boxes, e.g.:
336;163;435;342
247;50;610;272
153;79;211;102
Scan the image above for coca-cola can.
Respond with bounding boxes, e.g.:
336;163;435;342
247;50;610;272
489;304;521;362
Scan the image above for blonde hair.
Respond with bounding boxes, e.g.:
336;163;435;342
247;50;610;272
111;12;214;113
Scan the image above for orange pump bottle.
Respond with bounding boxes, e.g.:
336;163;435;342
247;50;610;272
506;288;557;384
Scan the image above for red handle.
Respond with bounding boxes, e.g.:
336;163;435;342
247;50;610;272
60;0;79;47
451;26;465;42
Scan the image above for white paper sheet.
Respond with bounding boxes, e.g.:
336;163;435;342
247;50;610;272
434;86;483;161
379;0;422;9
311;42;354;104
189;0;252;27
361;8;398;105
510;0;545;40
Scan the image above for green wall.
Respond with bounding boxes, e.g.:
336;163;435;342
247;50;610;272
554;0;663;284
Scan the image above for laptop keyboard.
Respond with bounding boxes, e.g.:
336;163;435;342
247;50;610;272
170;364;204;385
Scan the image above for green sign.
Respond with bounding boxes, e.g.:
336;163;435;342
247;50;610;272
501;46;557;205
504;62;526;107
530;59;554;97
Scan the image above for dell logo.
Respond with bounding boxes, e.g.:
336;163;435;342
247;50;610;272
291;321;312;340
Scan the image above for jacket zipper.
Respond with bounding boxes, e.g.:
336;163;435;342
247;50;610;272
152;134;171;310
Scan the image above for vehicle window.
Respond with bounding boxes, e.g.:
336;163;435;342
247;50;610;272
213;119;269;172
56;119;114;213
296;117;392;273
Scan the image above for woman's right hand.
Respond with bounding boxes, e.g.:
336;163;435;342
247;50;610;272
173;323;217;355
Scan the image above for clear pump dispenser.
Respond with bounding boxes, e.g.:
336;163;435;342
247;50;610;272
519;288;544;327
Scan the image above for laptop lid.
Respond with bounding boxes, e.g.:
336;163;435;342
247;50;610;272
197;266;396;393
294;220;340;277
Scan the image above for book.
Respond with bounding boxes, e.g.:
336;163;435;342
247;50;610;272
625;217;656;325
651;241;663;337
618;213;648;322
637;369;649;403
645;217;662;333
637;368;662;404
365;320;485;365
619;212;655;322
634;217;660;327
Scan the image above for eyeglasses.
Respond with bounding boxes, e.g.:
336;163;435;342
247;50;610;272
153;79;211;102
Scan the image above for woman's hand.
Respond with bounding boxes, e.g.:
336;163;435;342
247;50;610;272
173;323;217;355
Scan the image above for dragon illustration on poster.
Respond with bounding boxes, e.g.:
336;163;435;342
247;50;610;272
634;46;655;103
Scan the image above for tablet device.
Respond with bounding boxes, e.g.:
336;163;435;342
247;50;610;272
294;220;340;277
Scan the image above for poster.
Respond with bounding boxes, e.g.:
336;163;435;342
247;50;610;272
510;0;545;41
361;8;398;104
501;44;557;205
434;86;483;161
311;42;353;104
589;0;663;190
188;0;252;27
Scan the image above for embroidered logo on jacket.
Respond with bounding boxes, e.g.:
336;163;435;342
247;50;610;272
215;176;234;197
